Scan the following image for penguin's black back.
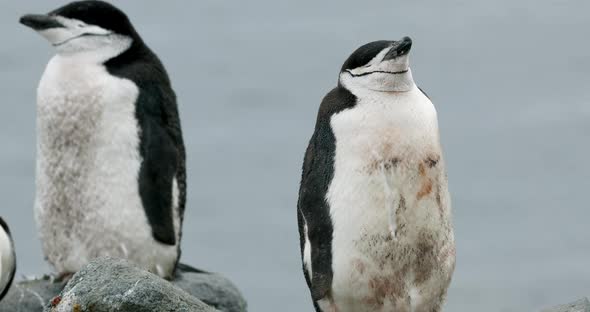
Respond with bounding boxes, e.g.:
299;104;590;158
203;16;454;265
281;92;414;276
104;40;187;252
297;86;357;307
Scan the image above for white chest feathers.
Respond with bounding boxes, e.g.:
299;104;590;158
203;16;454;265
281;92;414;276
37;55;139;151
0;227;15;298
34;55;178;278
325;86;455;311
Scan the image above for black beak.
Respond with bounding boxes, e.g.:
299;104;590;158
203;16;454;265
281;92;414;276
383;36;413;61
19;14;64;31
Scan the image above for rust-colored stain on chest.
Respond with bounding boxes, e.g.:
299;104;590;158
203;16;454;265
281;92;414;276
416;163;433;200
416;180;433;200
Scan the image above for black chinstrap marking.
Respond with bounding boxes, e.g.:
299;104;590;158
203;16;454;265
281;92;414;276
52;32;113;47
346;69;409;77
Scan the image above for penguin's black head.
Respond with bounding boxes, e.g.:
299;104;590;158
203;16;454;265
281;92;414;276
339;37;415;92
20;1;139;56
50;1;136;37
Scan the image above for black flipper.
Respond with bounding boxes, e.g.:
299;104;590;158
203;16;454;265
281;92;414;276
297;87;357;308
138;116;179;245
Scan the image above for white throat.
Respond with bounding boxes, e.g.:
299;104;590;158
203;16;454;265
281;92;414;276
339;47;416;93
340;68;415;93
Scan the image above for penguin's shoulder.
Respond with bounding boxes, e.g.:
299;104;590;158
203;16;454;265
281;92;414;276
105;49;182;145
104;48;173;97
300;86;354;196
300;85;357;208
315;85;357;124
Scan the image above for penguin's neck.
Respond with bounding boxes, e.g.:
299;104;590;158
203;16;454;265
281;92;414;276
370;70;415;92
340;69;415;94
55;37;133;65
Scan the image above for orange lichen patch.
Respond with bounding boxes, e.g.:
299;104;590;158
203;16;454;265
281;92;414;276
417;179;433;200
73;304;82;312
50;295;61;307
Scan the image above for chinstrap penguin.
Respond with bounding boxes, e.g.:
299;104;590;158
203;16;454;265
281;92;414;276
0;217;16;302
297;37;455;312
20;0;186;279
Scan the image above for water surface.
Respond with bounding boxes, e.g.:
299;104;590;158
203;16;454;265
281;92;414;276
1;1;589;311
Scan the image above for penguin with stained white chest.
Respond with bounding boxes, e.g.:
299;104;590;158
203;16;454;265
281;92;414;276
20;1;186;279
0;217;16;302
297;37;455;311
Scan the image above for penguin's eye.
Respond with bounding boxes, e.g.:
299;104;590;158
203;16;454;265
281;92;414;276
364;63;372;68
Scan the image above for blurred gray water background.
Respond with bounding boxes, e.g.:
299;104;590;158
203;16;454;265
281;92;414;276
1;1;589;311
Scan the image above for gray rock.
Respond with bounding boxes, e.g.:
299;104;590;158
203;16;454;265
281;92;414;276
541;298;590;312
174;264;247;312
43;258;215;312
0;258;247;312
0;275;68;312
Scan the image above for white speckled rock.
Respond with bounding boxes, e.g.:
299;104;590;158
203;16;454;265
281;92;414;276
0;258;247;312
541;298;590;312
44;257;216;312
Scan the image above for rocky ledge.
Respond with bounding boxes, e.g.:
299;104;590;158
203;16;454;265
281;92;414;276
0;258;247;312
541;298;590;312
